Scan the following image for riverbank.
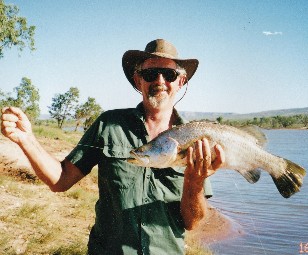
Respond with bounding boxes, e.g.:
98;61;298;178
0;133;242;254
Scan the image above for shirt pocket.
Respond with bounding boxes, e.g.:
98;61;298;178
100;143;143;189
152;168;184;201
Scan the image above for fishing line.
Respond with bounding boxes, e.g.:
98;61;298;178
77;143;105;150
226;170;268;255
174;78;189;107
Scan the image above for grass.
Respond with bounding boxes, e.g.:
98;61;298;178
51;243;88;255
0;124;92;254
0;176;97;254
33;124;82;146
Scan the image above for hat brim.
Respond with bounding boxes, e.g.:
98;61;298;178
122;50;199;91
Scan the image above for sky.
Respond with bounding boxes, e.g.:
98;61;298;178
1;0;307;114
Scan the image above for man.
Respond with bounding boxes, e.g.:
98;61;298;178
1;39;224;255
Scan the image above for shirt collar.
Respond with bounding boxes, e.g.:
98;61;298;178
133;102;187;126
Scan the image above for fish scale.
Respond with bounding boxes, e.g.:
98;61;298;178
128;121;306;198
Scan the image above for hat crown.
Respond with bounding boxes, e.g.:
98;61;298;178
145;39;178;59
122;39;198;91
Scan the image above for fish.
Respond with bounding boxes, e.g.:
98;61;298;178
128;121;306;198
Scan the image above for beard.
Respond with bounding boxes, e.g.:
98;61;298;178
148;84;169;108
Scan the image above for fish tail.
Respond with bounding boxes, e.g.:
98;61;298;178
271;159;306;198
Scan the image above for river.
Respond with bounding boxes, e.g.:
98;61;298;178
208;129;308;255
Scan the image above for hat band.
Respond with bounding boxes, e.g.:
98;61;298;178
149;52;177;59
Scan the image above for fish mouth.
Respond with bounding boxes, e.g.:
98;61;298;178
127;157;140;164
127;151;150;166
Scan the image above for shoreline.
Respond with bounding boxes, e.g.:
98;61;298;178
185;206;243;249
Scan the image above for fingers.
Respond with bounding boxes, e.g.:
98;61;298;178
1;107;20;132
1;120;17;128
194;139;211;173
1;112;19;122
202;138;211;169
1;126;15;135
2;107;28;121
186;139;224;179
194;140;203;170
1;107;32;142
212;144;225;170
187;146;194;168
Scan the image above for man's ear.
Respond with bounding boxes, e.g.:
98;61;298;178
178;75;187;90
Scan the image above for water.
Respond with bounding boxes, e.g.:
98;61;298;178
208;129;308;255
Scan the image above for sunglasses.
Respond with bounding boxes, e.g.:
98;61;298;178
137;68;180;83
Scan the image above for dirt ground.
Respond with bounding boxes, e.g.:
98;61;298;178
0;135;97;254
0;135;242;254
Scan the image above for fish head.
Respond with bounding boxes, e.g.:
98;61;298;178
128;136;179;168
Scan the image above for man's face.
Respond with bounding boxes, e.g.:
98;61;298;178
134;58;186;110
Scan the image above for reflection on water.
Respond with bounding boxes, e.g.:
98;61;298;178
208;129;308;255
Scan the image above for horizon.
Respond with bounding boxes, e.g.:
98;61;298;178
1;1;307;114
39;105;308;119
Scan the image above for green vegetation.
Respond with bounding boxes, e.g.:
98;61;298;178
215;114;308;129
48;87;80;129
75;97;102;131
0;77;40;121
0;0;36;58
1;83;103;130
33;121;82;145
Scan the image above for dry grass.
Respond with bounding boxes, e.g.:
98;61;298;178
0;173;98;254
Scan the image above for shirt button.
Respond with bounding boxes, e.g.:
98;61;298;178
144;198;149;203
146;175;150;179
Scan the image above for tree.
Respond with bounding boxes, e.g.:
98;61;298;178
0;88;15;107
48;87;80;128
14;77;40;120
0;89;8;108
0;77;40;121
300;115;308;127
75;97;102;131
0;0;35;58
276;115;295;128
216;116;223;124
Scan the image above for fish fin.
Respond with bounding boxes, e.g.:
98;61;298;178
237;168;261;184
237;125;267;147
271;159;306;198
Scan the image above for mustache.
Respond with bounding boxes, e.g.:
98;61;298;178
149;84;168;96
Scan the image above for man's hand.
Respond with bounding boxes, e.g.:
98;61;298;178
185;138;225;190
181;138;225;230
1;107;33;144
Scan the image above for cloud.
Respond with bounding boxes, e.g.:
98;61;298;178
262;31;283;36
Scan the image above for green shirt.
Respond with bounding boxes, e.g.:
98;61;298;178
66;104;213;255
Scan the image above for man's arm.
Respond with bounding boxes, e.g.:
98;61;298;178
1;107;84;192
180;139;225;230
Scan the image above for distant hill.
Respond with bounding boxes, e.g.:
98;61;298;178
179;107;308;121
39;114;51;120
40;107;308;121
